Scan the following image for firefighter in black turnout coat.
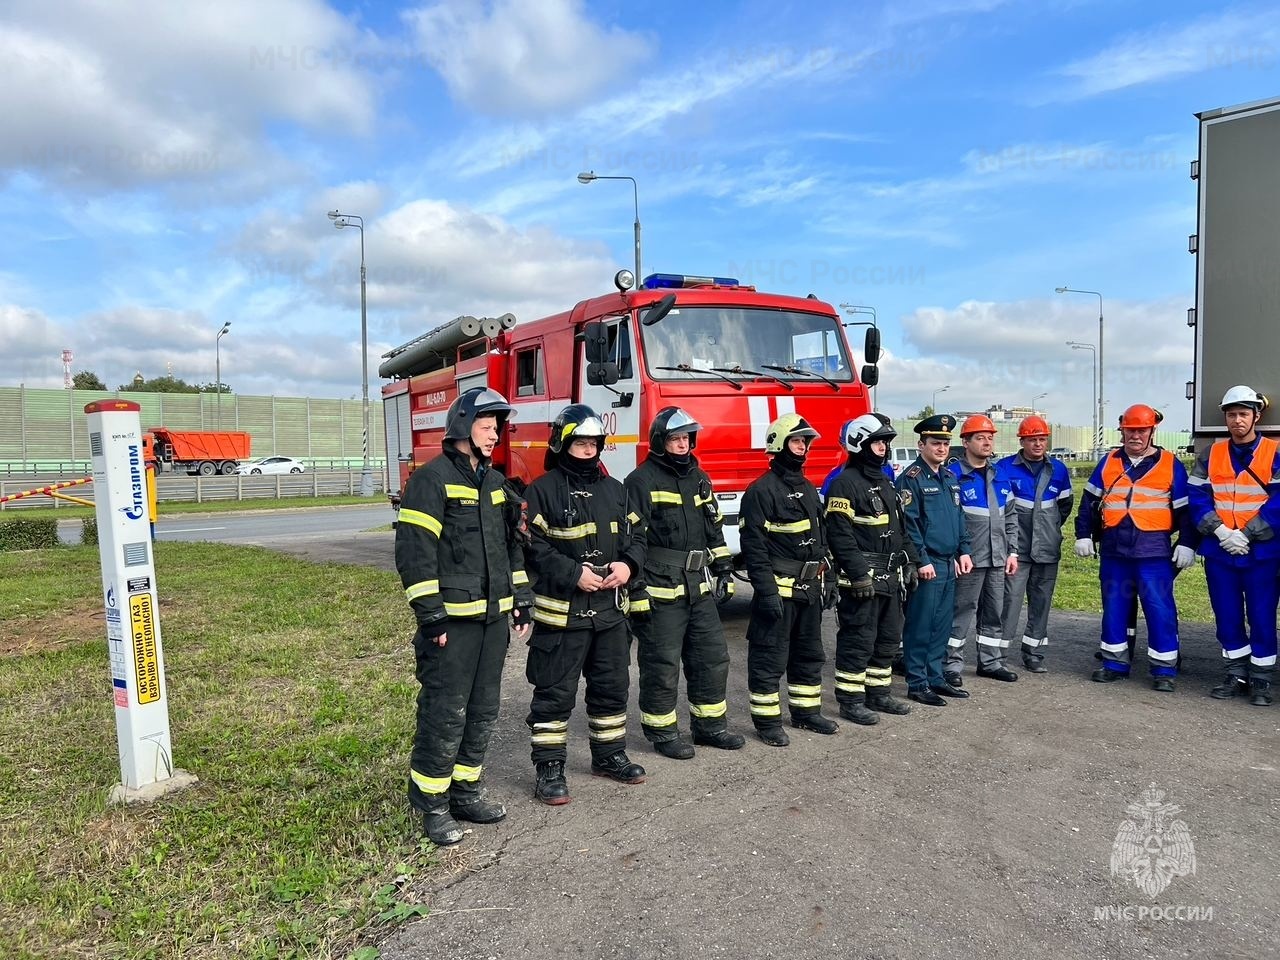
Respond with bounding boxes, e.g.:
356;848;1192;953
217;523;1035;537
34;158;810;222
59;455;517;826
523;405;648;804
394;387;534;847
825;414;918;724
624;407;746;759
741;413;839;746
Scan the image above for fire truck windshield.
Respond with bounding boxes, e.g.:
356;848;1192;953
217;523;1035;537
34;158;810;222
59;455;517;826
640;307;852;381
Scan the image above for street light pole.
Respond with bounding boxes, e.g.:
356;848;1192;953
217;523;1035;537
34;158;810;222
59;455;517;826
1031;391;1048;413
933;384;950;413
577;171;642;287
839;302;878;406
329;210;374;497
215;321;231;429
1067;340;1097;458
1056;287;1104;454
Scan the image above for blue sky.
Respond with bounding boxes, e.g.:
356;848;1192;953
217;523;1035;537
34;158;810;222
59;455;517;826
3;0;1279;427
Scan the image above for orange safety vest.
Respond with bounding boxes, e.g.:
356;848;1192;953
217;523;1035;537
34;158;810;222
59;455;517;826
1208;436;1279;530
1100;450;1175;531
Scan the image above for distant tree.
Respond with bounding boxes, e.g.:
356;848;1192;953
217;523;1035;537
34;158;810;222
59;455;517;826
909;405;935;419
72;370;108;391
198;381;231;394
118;375;201;394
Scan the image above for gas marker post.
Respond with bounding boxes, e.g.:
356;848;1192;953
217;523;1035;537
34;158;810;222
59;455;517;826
86;400;196;804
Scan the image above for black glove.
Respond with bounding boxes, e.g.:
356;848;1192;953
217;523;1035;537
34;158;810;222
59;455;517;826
822;581;839;610
849;574;876;600
713;573;735;601
511;606;531;628
904;566;919;593
756;593;784;624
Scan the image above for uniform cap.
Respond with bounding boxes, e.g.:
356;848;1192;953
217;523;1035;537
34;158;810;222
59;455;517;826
915;413;956;439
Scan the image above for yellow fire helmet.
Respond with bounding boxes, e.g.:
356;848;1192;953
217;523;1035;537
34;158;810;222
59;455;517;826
764;412;819;454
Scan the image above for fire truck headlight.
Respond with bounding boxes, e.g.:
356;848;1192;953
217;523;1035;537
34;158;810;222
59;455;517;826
614;269;635;292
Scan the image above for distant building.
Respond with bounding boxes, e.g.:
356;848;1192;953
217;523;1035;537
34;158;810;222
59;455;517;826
985;403;1043;421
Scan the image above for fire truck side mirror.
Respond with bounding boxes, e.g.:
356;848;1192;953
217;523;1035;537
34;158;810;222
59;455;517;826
861;364;880;387
587;362;620;386
641;293;677;326
863;326;881;364
583;321;609;363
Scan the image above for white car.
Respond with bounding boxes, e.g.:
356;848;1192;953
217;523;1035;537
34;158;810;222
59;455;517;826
238;456;306;475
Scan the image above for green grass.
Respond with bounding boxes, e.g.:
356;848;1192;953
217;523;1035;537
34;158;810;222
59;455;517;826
7;495;382;520
1052;551;1213;623
0;543;434;960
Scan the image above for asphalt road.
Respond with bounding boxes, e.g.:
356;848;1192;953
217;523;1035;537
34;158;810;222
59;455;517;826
57;504;390;546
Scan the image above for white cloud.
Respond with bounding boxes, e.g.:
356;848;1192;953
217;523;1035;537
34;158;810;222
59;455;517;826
1049;9;1280;101
1;0;377;189
407;0;652;116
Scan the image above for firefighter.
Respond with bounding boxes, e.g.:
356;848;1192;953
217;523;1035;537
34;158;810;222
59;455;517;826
741;413;838;744
825;414;918;724
522;404;648;803
395;387;534;847
624;408;746;758
946;415;1020;684
997;415;1074;674
1074;404;1196;691
1188;385;1280;706
897;414;972;706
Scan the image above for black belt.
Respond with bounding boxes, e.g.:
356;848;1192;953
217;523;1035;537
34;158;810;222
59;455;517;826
771;557;825;582
647;545;711;572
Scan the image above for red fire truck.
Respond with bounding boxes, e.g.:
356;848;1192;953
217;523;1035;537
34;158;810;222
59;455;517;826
380;271;881;557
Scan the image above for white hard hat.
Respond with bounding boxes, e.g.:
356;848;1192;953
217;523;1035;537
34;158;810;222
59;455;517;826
1220;384;1269;413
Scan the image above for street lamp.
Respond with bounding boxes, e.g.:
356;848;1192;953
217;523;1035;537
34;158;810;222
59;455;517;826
215;321;231;429
839;302;878;405
1067;340;1097;457
328;209;374;497
1031;391;1048;413
1056;286;1104;455
933;384;950;412
577;171;642;288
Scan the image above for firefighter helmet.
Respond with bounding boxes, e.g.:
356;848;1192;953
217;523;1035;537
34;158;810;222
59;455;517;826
1220;384;1269;413
841;413;895;454
1017;415;1051;438
650;406;701;450
960;414;997;437
548;403;608;453
1118;404;1163;429
443;387;513;441
764;412;820;454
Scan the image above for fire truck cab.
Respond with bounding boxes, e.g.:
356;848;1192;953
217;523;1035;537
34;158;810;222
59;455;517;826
380;271;880;559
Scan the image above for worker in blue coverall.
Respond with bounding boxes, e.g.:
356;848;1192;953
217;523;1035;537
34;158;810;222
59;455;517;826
896;414;972;706
1074;404;1197;692
1188;384;1280;707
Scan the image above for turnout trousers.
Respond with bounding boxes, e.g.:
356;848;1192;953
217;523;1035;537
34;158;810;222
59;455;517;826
1002;560;1059;667
633;595;732;743
834;590;904;704
1204;556;1280;681
948;566;1010;673
526;620;631;765
408;617;509;811
903;570;955;692
1096;555;1179;678
747;597;827;729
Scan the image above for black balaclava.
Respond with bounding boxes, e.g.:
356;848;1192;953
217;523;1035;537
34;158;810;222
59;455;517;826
558;439;603;481
771;438;809;476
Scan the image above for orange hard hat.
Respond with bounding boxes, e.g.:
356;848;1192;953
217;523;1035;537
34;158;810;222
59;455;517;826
1118;404;1163;429
960;414;997;437
1017;415;1051;438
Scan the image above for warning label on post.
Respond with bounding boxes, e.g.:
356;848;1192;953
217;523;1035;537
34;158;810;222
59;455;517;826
129;594;161;705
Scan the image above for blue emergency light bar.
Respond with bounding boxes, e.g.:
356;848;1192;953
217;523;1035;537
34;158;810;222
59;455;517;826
641;273;740;289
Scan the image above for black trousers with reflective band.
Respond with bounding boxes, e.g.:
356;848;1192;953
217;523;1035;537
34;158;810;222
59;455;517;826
526;620;630;764
408;617;509;811
834;591;903;702
747;597;826;726
633;596;731;741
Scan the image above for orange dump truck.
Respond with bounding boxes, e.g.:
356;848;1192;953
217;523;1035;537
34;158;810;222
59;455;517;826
142;428;252;476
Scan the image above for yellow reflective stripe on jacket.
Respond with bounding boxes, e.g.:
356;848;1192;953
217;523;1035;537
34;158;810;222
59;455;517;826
851;514;889;526
405;579;439;600
694;493;714;507
512;570;529;585
547;522;597;539
410;768;451;795
452;763;482;782
610;521;619;533
825;496;854;518
710;545;731;560
399;508;442;536
535;594;572;612
764;518;812;534
443;599;487;617
629;597;651;613
491;488;506;504
498;596;514;613
532;609;569;627
650;491;683;504
444;483;480;500
627;511;642;525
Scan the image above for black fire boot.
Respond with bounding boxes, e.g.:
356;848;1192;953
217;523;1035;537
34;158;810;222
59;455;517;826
692;728;747;750
449;782;507;824
838;696;880;726
420;796;464;847
792;712;839;734
865;688;911;715
654;737;696;760
755;725;790;747
590;751;646;784
534;760;571;805
1210;674;1249;699
1250;678;1273;707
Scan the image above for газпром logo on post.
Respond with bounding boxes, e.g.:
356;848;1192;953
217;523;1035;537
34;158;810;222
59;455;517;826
1110;783;1196;897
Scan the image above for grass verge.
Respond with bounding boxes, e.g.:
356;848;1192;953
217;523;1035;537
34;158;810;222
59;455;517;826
1047;552;1212;623
0;543;435;960
9;495;383;520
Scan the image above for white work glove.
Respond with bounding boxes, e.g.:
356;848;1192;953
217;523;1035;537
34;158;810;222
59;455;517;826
1172;545;1196;570
1215;525;1251;556
1074;537;1094;558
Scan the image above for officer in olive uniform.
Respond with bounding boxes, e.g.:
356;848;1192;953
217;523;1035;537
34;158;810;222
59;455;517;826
395;387;534;846
896;414;973;706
